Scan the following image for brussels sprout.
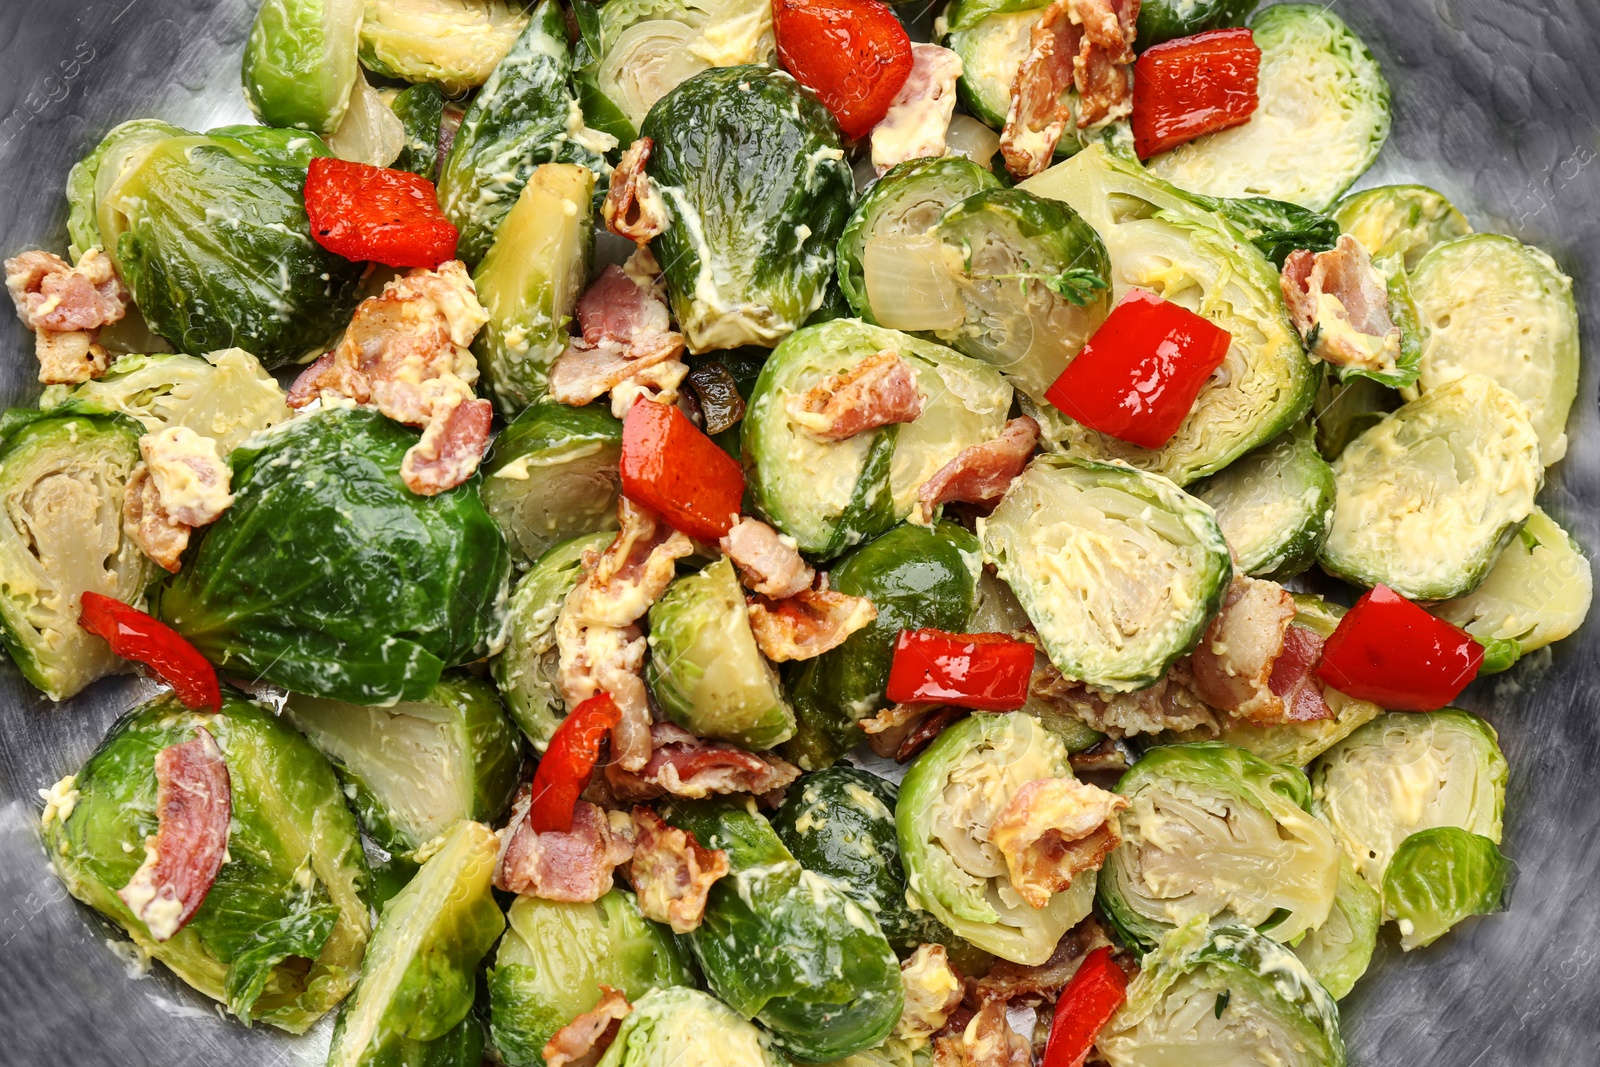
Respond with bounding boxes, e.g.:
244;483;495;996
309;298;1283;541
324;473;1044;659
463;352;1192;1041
743;319;1011;559
663;797;905;1062
65;118;186;262
157;407;510;705
494;532;614;750
595;987;788;1067
1020;144;1317;485
943;0;1051;130
438;0;611;266
1380;826;1509;951
327;820;504;1067
42;691;371;1032
979;456;1231;692
480;401;621;565
1180;191;1341;268
472;164;597;415
243;0;365;133
1144;4;1390;212
786;521;981;768
1098;920;1345;1067
1294;855;1379;1000
1408;233;1579;464
1320;374;1542;600
647;558;795;750
1098;743;1339;949
389;82;446;179
489;889;695;1067
360;0;530;94
1310;710;1507;889
897;712;1096;965
285;675;521;857
0;410;154;701
810;1039;920;1067
771;765;956;952
1331;183;1472;269
1312;371;1397;460
1191;423;1333;581
1136;0;1257;49
326;73;409;167
642;66;855;352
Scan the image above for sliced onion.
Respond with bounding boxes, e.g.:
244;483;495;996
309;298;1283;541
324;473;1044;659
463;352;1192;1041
945;115;1002;172
864;233;966;333
327;76;406;168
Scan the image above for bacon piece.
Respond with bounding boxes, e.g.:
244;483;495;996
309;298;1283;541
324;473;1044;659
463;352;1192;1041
1073;0;1138;126
871;44;965;175
628;807;729;934
1270;622;1333;722
121;426;237;572
918;416;1039;518
117;728;231;942
543;986;632;1067
987;777;1128;909
123;465;190;574
719;517;815;599
1187;576;1300;725
495;794;635;901
896;944;965;1049
602;138;671;244
934;1000;1032;1067
402;396;493;497
5;249;127;384
1034;659;1218;738
787;351;923;442
747;585;878;663
1281;235;1402;372
550;261;688;418
607;723;802;802
968;918;1113;1007
862;703;968;762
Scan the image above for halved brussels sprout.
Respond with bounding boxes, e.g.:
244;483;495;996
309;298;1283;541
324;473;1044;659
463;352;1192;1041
642;66;855;352
1332;183;1472;269
595;987;788;1067
388;82;446;180
943;0;1051;130
743;319;1011;559
647;557;795;750
1381;826;1509;951
1098;920;1345;1067
243;0;365;133
897;712;1096;965
157;407;511;705
0;410;154;701
285;675;521;857
42;691;371;1033
1020;144;1318;484
360;0;530;94
1191;423;1333;581
979;455;1232;692
1320;373;1542;600
1408;233;1579;464
1136;0;1258;49
481;401;621;565
1145;4;1390;212
1294;855;1379;1000
65;118;185;262
326;820;504;1067
1313;367;1398;460
1098;743;1339;949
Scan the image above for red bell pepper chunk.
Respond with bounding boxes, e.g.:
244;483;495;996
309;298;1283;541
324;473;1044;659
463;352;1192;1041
528;693;623;834
77;593;222;712
773;0;913;140
1132;28;1262;160
1044;288;1232;449
885;629;1034;711
620;399;746;544
1314;584;1484;712
1041;945;1128;1067
304;157;459;268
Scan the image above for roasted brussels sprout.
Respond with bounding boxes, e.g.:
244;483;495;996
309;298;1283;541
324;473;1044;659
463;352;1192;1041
1381;826;1510;951
42;691;371;1032
65;118;185;262
243;0;365;133
594;987;788;1067
489;889;695;1067
943;0;1053;130
360;0;530;94
1020;144;1317;484
1145;4;1390;212
1294;855;1380;1000
326;820;504;1067
1312;372;1397;460
980;456;1231;692
1332;183;1472;269
642;66;854;352
480;401;621;565
1320;374;1542;600
389;82;446;179
1136;0;1257;49
663;797;905;1062
897;712;1096;965
1191;423;1334;581
157;407;510;705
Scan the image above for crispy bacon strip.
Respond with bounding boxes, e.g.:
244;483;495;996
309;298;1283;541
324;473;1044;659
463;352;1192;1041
607;723;802;802
968;918;1113;1007
896;944;965;1049
1281;235;1401;372
719;517;815;599
787;351;923;442
602;138;670;244
1270;622;1333;723
934;1000;1032;1067
543;986;632;1067
918;416;1039;518
1187;576;1311;725
747;585;878;663
628;807;730;934
495;794;635;902
5;249;126;384
117;728;231;942
862;703;968;763
550;258;688;418
1034;659;1218;738
987;777;1128;909
871;44;966;175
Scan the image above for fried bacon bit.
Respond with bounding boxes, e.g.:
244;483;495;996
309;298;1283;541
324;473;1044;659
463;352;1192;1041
917;416;1039;519
1281;235;1402;372
5;249;126;384
1270;622;1333;722
933;1000;1032;1067
607;723;802;802
988;777;1128;909
863;703;967;762
1186;576;1328;725
627;806;730;934
968;918;1113;1007
495;793;635;902
602;138;671;244
896;944;965;1050
1033;659;1218;738
121;426;237;572
747;585;878;663
871;44;966;175
719;517;815;599
123;466;190;574
550;258;688;418
543;986;632;1067
117;728;231;942
787;351;924;442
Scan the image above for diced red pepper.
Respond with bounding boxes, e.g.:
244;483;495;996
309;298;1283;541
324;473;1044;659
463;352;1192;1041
529;693;623;834
1041;945;1128;1067
78;593;222;712
885;629;1034;711
1132;28;1262;160
1314;585;1484;712
1044;288;1232;449
773;0;913;140
620;399;746;543
303;157;459;268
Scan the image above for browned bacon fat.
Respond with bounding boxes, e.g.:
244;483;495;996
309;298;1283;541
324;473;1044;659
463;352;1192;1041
746;585;878;663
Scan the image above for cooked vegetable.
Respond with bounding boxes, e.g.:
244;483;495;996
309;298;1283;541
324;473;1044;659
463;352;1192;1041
77;593;221;711
1381;826;1510;951
480;401;621;566
1315;584;1484;712
979;455;1232;692
65;118;186;262
595;987;788;1067
1312;371;1397;459
242;0;364;133
1185;192;1342;268
896;712;1097;964
1144;4;1390;212
1331;183;1472;269
620;399;746;544
528;693;620;833
304;156;459;267
1320;374;1542;600
942;0;1052;131
157;407;510;705
772;0;911;140
42;691;370;1033
886;629;1033;710
1131;27;1262;159
1293;855;1380;1000
1136;0;1258;49
325;74;408;167
1191;422;1334;580
389;82;445;179
360;0;529;93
